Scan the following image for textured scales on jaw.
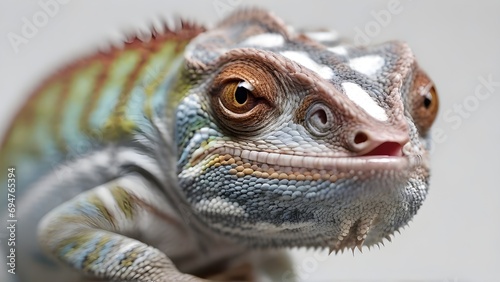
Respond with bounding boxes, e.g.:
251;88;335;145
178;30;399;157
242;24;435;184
175;9;438;252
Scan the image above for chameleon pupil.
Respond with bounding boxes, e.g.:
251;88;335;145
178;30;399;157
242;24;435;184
235;86;248;104
423;96;432;108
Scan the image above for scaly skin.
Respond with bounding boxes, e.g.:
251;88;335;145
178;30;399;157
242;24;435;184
0;9;438;282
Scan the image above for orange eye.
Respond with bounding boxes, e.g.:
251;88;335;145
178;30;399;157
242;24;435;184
421;85;438;114
209;60;277;133
416;84;439;128
219;81;257;114
410;70;439;134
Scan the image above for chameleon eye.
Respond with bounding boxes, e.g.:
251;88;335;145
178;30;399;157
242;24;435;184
410;70;439;135
423;85;438;112
305;103;335;137
209;60;277;133
219;81;256;114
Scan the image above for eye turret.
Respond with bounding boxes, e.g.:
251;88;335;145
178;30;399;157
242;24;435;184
409;70;439;134
209;60;277;133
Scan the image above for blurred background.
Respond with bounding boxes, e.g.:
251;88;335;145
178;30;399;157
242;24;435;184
1;1;499;281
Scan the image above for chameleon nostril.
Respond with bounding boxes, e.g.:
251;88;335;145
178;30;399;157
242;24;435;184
353;132;368;144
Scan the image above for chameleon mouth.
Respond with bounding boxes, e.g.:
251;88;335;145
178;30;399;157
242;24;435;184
361;141;404;157
191;145;415;173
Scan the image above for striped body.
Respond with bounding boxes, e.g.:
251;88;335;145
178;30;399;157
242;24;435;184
1;27;199;193
0;24;211;281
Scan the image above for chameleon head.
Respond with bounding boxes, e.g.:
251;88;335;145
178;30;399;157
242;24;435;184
174;10;438;251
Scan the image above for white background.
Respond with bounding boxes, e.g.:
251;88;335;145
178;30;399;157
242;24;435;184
1;1;499;281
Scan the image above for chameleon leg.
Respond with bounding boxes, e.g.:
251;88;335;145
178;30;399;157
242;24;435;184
37;173;207;282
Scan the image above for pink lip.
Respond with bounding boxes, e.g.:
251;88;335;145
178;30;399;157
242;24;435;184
316;155;410;171
361;142;404;157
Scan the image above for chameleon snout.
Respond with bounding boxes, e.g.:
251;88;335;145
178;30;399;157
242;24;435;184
348;128;410;157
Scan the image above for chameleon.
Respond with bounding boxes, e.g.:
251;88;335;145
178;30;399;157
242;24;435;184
0;8;438;282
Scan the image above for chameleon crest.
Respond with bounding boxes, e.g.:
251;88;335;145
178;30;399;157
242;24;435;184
1;9;437;282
